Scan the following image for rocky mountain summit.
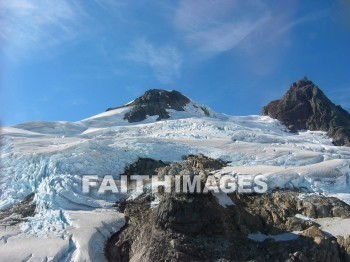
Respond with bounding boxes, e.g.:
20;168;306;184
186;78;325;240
263;77;350;146
106;89;211;122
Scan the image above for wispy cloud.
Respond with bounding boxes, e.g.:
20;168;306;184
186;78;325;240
124;38;183;84
174;0;271;55
335;0;350;29
93;0;128;10
174;0;237;32
172;0;332;76
0;0;85;60
173;1;328;58
186;16;271;54
272;9;329;38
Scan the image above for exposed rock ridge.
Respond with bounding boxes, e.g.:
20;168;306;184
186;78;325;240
106;89;210;123
105;156;350;262
263;77;350;146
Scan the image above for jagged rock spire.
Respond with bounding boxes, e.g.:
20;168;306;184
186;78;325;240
263;78;350;146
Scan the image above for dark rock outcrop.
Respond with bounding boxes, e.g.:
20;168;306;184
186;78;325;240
106;190;349;261
231;191;350;233
105;157;350;261
337;235;350;261
123;157;168;179
182;154;229;171
0;193;36;226
263;77;350;146
107;89;210;123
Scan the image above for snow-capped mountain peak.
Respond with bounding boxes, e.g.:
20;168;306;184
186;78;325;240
104;89;213;123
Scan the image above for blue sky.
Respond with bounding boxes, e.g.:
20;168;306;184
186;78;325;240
1;0;350;125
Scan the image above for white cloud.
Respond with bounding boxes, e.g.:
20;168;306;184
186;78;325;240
174;0;237;32
125;38;183;84
186;16;270;53
172;0;331;76
173;0;328;57
272;9;329;38
174;0;271;55
0;0;85;60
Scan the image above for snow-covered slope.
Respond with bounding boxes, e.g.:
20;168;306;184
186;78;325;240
1;99;350;261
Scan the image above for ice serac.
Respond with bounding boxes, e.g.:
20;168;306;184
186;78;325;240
106;89;211;122
263;77;350;146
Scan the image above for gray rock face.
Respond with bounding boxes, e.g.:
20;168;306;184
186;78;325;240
106;191;350;261
182;154;229;172
105;156;350;262
232;191;350;234
0;193;35;226
107;89;209;123
337;235;350;261
263;77;350;146
123;157;167;179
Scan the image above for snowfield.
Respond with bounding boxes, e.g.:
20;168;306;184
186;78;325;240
1;102;350;261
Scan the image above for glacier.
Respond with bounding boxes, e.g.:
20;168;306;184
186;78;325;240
1;101;350;261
